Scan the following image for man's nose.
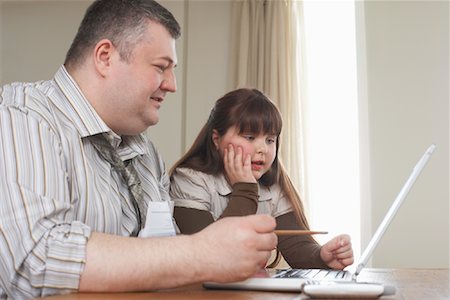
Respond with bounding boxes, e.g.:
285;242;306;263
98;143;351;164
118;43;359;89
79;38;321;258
161;70;177;93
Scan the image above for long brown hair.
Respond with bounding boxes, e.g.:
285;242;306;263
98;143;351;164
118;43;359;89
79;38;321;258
170;88;309;228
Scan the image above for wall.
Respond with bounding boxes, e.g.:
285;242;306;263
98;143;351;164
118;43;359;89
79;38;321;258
363;1;449;268
145;0;185;170
1;1;91;82
0;0;448;269
140;0;234;168
0;0;232;170
152;0;233;169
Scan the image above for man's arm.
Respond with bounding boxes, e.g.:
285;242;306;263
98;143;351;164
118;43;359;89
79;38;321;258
0;103;91;298
79;214;277;292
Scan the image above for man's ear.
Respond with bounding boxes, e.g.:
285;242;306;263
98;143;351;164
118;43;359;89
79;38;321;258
212;129;220;150
93;39;114;77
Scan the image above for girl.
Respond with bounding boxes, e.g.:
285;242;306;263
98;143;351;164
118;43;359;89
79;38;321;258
169;88;353;269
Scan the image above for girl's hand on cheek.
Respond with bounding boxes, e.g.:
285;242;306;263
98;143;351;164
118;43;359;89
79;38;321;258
224;144;256;185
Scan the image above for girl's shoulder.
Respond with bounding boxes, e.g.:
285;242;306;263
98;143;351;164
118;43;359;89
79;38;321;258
171;167;230;195
258;182;284;200
172;167;211;179
258;181;282;193
172;167;226;185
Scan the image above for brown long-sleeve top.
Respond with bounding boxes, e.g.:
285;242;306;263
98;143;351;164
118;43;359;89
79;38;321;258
170;167;328;269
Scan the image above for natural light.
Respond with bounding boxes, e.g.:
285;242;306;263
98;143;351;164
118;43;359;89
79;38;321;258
299;1;361;264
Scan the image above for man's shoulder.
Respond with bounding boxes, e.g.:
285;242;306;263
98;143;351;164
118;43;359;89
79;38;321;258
0;79;57;120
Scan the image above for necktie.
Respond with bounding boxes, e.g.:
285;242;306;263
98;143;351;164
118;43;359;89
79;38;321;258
90;133;145;236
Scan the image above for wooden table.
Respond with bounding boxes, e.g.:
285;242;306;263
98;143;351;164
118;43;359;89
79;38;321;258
44;268;449;300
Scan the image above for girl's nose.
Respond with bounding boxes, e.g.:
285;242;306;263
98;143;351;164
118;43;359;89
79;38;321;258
255;140;267;154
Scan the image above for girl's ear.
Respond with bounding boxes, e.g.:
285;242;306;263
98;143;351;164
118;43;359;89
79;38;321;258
212;129;220;150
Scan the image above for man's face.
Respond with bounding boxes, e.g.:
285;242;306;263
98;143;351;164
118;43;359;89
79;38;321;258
106;21;178;135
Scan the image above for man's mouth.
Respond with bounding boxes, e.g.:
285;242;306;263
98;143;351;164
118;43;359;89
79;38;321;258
151;96;163;103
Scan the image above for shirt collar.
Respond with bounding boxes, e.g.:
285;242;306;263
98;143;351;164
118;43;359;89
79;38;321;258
53;65;146;158
53;65;109;138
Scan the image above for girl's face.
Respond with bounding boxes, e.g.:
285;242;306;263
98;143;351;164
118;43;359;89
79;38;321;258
213;126;278;180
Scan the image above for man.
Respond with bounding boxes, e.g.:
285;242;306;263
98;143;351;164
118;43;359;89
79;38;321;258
0;0;277;298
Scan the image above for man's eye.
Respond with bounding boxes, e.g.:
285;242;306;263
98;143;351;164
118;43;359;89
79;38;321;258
155;65;166;72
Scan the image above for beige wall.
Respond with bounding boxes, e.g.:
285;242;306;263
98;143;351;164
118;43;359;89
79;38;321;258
0;1;91;83
1;0;448;269
151;0;233;171
362;1;449;268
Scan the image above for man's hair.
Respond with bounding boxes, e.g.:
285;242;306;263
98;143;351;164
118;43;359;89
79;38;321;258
64;0;180;69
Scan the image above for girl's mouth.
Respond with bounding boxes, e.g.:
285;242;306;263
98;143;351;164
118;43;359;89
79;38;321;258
251;161;264;170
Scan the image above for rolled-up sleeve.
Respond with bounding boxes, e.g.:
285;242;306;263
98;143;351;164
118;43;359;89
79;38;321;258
0;105;91;299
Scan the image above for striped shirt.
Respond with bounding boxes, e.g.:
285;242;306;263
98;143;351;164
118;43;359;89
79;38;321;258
0;66;172;299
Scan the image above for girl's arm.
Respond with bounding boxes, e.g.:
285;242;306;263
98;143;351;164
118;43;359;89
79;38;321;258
174;207;215;234
220;182;258;217
174;182;258;234
276;212;329;269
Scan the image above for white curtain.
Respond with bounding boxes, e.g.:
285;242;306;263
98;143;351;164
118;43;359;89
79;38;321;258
230;0;308;210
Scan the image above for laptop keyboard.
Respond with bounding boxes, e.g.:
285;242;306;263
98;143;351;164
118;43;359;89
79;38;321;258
273;269;352;281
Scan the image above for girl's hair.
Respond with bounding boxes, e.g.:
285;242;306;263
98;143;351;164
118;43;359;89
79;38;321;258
170;88;310;229
64;0;180;70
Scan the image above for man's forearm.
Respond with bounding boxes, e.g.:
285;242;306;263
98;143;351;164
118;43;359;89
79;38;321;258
79;232;204;292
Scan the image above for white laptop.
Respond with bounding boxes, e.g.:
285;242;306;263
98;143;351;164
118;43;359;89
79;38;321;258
204;144;436;293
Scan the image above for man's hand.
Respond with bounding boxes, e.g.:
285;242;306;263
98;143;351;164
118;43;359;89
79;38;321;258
193;214;277;282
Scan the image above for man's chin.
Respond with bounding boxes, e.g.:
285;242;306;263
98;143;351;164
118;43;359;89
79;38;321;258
144;113;159;127
125;119;159;135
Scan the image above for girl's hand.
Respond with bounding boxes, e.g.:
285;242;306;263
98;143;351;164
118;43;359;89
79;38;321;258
224;144;256;186
320;234;354;270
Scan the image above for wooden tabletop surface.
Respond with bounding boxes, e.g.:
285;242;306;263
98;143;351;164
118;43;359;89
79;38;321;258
44;268;449;300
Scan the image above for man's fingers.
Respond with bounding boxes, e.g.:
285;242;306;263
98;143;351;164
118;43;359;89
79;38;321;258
247;214;276;233
238;215;277;251
258;232;278;251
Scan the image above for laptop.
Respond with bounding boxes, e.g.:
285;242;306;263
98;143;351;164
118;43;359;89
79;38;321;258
204;144;436;292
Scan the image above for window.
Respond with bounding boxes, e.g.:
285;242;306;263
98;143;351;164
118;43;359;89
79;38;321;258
299;0;361;261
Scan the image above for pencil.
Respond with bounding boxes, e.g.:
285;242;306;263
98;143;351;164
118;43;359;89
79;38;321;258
274;230;328;236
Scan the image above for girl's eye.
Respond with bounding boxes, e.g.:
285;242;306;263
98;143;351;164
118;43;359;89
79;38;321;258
267;137;277;144
243;135;255;141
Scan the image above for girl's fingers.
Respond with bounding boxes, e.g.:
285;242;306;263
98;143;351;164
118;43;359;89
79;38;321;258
234;145;243;168
243;153;252;168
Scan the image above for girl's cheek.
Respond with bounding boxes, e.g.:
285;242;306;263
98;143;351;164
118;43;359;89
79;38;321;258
229;142;251;162
241;145;254;160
